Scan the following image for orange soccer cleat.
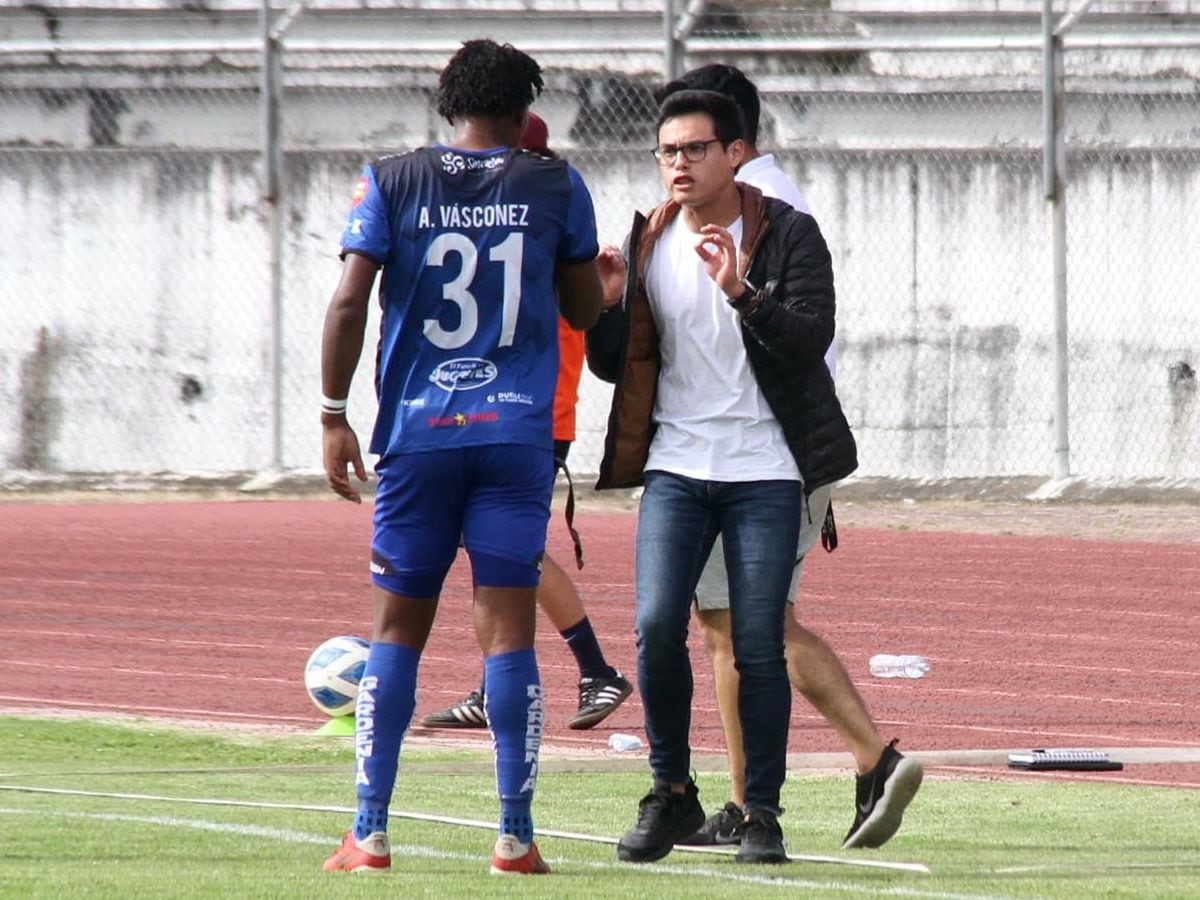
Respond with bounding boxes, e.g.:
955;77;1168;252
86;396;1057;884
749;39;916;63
322;831;391;873
489;834;550;875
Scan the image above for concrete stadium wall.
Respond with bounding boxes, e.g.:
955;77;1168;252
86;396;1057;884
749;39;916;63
2;145;1198;480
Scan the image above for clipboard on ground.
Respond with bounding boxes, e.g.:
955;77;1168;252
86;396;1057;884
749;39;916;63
1007;749;1123;771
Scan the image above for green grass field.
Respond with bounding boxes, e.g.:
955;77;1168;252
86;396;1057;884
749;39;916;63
2;717;1198;898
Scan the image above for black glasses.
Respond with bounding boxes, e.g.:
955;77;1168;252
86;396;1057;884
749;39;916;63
651;138;722;165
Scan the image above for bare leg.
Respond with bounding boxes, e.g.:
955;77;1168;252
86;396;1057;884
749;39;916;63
784;614;885;774
696;607;746;805
421;554;625;730
373;584;438;648
473;585;538;654
696;605;886;790
535;553;586;632
539;552;629;728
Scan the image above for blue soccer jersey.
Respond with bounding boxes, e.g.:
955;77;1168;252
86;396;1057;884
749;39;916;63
340;145;599;457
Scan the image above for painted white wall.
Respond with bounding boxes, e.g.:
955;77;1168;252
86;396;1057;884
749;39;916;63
3;144;1197;479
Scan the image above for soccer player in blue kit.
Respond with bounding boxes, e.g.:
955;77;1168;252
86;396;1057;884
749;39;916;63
319;40;604;875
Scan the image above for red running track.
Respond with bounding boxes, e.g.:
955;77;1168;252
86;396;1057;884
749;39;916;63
1;499;1197;785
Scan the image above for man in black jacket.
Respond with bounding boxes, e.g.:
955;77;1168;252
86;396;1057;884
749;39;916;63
589;89;921;865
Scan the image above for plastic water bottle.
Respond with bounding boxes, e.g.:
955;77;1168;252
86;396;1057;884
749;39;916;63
868;654;930;679
609;733;644;752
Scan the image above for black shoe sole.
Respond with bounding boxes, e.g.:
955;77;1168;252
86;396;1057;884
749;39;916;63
566;682;634;730
616;841;674;864
418;718;487;729
676;823;741;847
842;756;924;849
616;805;706;863
735;845;788;864
675;832;741;847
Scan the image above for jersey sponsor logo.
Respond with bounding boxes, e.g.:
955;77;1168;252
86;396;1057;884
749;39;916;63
401;397;427;408
487;391;534;406
440;151;507;175
425;410;500;428
428;357;498;392
350;174;368;206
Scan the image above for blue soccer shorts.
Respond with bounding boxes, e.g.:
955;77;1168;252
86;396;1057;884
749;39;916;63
370;444;554;598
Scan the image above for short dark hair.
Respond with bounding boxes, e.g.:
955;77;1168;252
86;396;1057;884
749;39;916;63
655;64;760;146
436;40;544;123
655;89;745;148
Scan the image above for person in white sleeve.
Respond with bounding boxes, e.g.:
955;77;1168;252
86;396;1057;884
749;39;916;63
653;64;922;852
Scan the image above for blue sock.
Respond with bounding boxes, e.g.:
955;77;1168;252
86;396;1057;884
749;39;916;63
561;616;617;680
484;648;541;845
353;641;419;841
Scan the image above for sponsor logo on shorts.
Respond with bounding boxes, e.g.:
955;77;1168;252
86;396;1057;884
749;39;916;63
429;358;498;392
370;550;394;576
426;410;500;428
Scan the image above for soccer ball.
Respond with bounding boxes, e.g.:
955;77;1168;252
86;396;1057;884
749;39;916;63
304;635;370;717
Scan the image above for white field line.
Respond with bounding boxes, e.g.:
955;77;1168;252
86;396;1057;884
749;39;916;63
833;620;1200;652
882;654;1200;679
864;718;1200;748
932;766;1200;789
3;746;1198;784
804;591;1195;623
3;681;1197;754
0;627;282;652
4;660;294;685
3;707;1194;765
0;784;929;874
865;684;1193;712
0;806;1001;898
995;861;1200;875
4;586;1198;646
0;594;362;630
0;696;313;724
6;645;1199;702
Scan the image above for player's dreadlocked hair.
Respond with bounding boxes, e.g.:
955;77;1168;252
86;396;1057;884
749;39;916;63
436;39;544;123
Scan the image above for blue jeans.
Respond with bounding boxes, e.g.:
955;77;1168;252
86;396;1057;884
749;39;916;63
635;470;803;814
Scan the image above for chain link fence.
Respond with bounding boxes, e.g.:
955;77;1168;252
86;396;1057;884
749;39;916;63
2;2;1197;486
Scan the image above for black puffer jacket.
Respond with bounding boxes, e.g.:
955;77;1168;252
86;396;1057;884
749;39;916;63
586;183;857;494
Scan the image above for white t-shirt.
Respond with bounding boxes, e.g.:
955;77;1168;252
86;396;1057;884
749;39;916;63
736;153;837;380
643;214;800;483
737;154;812;216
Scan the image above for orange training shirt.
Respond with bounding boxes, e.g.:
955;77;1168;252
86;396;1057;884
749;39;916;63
554;316;586;442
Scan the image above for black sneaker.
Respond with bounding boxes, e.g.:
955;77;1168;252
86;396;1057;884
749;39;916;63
419;690;487;729
677;801;743;846
616;779;705;863
734;808;788;864
842;739;924;849
567;671;634;730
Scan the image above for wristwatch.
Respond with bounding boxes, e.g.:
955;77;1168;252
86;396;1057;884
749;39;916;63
727;276;761;313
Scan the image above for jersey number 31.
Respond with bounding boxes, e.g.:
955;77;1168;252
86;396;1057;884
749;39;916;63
423;232;524;351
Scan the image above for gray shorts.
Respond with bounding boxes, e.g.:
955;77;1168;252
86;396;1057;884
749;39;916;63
694;484;833;612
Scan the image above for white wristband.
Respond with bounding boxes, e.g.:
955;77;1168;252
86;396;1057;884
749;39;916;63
321;395;348;414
